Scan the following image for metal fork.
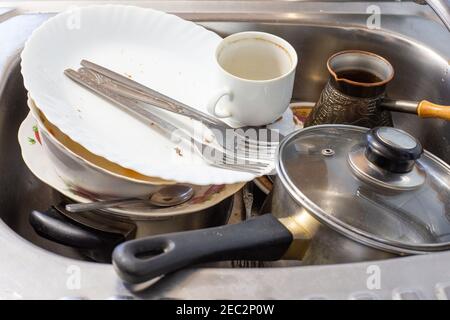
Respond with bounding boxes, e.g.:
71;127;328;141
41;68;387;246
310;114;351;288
64;67;272;175
77;60;281;160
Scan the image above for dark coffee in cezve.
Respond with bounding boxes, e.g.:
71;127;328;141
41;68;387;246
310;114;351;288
305;69;392;127
304;51;394;128
336;69;383;84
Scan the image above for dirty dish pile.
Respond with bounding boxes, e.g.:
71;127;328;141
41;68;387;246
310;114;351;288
19;5;272;257
20;5;280;198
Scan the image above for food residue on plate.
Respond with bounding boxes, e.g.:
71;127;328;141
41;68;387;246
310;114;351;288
204;137;213;144
175;147;183;157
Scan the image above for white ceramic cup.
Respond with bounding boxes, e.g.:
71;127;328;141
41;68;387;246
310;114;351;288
207;31;298;127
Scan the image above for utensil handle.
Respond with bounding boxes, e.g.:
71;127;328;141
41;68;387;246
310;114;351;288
65;68;206;146
417;100;450;121
65;198;139;213
80;60;227;127
112;214;292;284
29;207;125;249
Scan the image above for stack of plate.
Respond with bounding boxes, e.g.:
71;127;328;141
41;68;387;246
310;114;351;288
19;5;253;205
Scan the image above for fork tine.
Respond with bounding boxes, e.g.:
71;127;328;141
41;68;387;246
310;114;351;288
235;142;278;154
232;143;278;161
239;139;281;148
232;152;276;162
233;131;283;146
195;140;273;174
236;139;279;148
224;160;272;169
200;142;273;163
210;162;268;175
199;148;270;170
219;154;272;168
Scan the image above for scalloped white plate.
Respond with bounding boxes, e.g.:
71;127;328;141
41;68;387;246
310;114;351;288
21;5;272;185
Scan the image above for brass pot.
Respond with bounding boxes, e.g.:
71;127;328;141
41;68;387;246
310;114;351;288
305;50;450;127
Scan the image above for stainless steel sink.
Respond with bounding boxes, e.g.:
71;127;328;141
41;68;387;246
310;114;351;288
1;1;450;299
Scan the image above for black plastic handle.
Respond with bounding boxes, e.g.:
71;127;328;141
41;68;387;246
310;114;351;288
30;206;125;249
112;214;292;284
366;127;423;173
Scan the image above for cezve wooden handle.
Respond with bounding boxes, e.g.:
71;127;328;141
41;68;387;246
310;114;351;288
417;100;450;121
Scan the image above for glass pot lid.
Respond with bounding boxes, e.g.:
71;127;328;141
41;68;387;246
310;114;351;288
277;125;450;253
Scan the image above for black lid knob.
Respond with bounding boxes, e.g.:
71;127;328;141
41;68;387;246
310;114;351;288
365;127;423;173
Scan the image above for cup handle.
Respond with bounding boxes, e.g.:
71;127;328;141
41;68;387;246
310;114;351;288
207;88;233;118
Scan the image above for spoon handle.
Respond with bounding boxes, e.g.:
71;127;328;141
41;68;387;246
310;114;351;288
65;198;141;213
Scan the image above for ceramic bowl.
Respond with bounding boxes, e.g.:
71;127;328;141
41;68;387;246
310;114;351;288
19;110;245;215
28;97;173;198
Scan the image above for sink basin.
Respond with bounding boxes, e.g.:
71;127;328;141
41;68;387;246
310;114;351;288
0;1;449;299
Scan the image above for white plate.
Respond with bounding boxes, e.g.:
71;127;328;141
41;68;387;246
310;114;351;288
18;112;244;216
21;5;273;185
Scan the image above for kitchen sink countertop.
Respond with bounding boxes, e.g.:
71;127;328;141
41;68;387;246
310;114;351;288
1;1;450;300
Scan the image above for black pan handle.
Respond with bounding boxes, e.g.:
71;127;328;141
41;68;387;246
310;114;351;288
112;214;292;284
30;206;125;249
